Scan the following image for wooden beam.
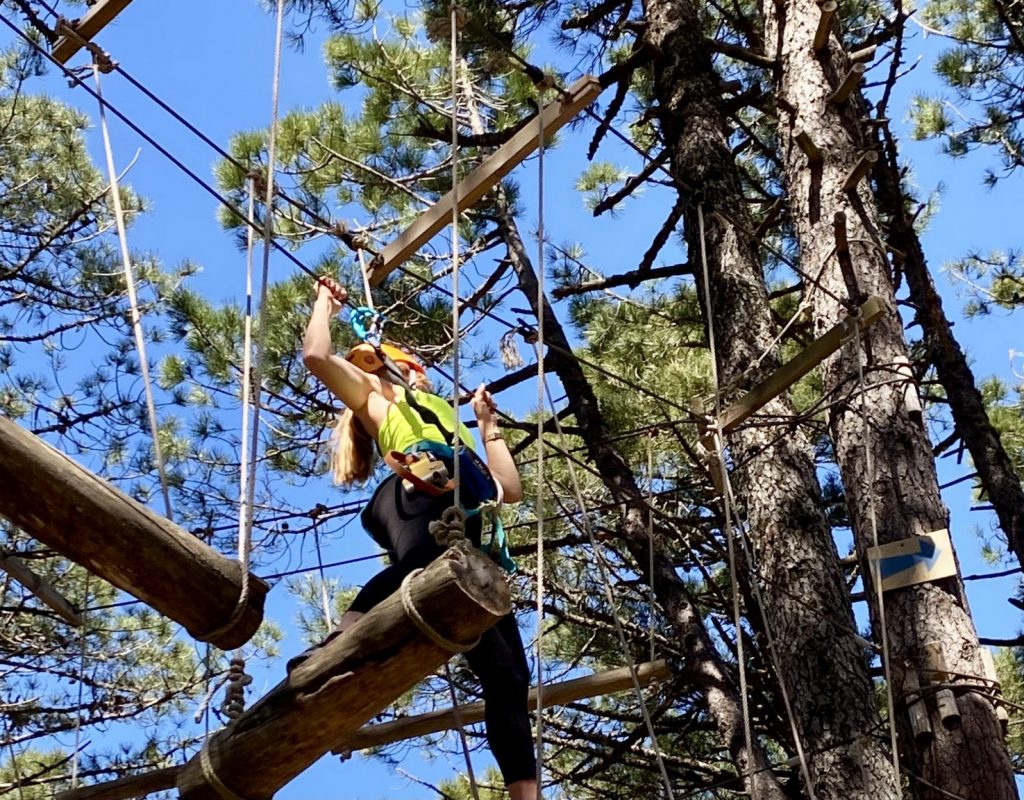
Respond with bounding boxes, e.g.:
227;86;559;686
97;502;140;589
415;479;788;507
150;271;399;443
813;1;838;53
52;0;135;65
714;296;886;436
0;551;82;626
175;546;510;800
56;767;179;800
0;417;266;649
366;75;602;286
337;659;671;753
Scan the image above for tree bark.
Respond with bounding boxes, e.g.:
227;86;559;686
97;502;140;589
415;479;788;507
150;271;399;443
639;3;901;797
175;544;510;800
0;416;266;649
764;1;1017;796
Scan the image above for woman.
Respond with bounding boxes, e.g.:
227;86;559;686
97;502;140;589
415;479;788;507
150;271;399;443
296;277;538;800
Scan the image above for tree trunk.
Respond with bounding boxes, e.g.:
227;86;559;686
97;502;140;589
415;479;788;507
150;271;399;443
764;2;1017;796
0;416;266;649
496;197;787;800
640;3;901;798
175;544;510;800
873;125;1024;573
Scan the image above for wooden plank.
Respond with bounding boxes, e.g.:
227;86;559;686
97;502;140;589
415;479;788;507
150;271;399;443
337;659;671;754
0;551;82;626
366;75;602;285
175;546;510;800
0;416;266;649
52;0;135;64
715;295;886;436
866;528;957;592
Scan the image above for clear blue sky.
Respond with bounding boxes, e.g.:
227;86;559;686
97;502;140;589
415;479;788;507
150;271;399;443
10;0;1024;796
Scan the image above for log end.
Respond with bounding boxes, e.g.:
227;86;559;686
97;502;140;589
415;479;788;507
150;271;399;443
444;545;512;619
194;573;270;651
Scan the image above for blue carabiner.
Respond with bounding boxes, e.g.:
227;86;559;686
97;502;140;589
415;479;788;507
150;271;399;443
349;306;385;345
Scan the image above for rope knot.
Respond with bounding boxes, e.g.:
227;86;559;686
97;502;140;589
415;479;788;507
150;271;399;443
428;506;468;549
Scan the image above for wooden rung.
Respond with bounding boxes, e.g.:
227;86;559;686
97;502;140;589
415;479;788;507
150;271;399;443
841;150;879;191
902;668;933;745
0;416;266;650
813;1;838;53
174;547;510;800
336;659;671;754
366;75;602;286
892;354;923;420
850;44;878;63
0;551;82;627
828;63;867;104
52;0;135;64
714;296;886;436
794;129;823;163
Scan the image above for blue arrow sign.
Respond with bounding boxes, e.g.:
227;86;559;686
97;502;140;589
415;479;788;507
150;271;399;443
878;536;940;580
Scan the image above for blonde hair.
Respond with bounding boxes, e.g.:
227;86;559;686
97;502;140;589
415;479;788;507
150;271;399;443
328;367;433;486
330;408;375;485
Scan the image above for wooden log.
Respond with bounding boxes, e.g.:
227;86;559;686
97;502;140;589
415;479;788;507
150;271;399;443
850;44;878;63
52;0;135;64
713;296;886;436
892;354;923;422
841;150;879;191
176;545;510;800
0;416;266;649
56;767;179;800
828;63;867;105
813;1;838;53
902;667;934;745
366;75;602;285
337;659;671;754
0;550;82;626
978;647;1009;734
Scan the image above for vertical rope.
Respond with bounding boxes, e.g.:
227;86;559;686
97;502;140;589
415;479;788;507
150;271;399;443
357;248;375;311
93;64;173;520
237;176;258;587
449;4;462;513
533;97;547;792
854;330;901;789
70;575;89;788
647;433;656;664
313;518;334;630
697;205;817;799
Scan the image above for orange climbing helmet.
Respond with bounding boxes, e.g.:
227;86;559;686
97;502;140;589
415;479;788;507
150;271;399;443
345;341;426;375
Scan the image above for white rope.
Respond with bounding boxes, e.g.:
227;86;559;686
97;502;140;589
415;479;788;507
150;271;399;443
533;95;548;793
70;575;89;789
357;247;375;311
93;64;173;520
199;734;246;800
449;3;462;513
540;375;676;800
647;433;656;664
853;327;902;790
399;567;480;652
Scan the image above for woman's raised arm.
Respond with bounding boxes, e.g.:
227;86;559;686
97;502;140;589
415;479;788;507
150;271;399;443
302;279;373;411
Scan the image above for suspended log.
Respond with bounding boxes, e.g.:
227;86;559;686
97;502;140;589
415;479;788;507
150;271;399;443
366;75;602;285
0;550;82;626
52;0;135;64
175;545;510;800
0;417;266;649
337;659;671;753
56;767;180;800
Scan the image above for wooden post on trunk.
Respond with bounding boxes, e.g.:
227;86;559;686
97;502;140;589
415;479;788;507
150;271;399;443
0;550;83;626
923;641;961;730
902;668;933;745
0;417;266;649
812;1;838;53
365;75;602;285
175;545;510;800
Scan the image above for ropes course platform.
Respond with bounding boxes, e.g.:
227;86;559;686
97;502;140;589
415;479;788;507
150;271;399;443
0;416;267;649
52;0;135;64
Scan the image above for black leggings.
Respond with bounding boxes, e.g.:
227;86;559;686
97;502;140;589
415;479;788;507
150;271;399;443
350;474;537;786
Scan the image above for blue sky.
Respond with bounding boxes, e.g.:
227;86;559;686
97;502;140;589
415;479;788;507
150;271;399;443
8;0;1024;797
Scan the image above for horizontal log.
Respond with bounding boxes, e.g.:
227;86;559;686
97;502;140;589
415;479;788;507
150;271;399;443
367;75;602;285
337;659;672;753
713;296;886;436
176;545;510;800
52;0;134;64
0;417;266;649
0;551;82;626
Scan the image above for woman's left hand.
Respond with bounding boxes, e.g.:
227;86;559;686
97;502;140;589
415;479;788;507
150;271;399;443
471;383;498;425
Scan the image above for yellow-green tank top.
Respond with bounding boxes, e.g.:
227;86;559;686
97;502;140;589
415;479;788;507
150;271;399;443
377;388;476;454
